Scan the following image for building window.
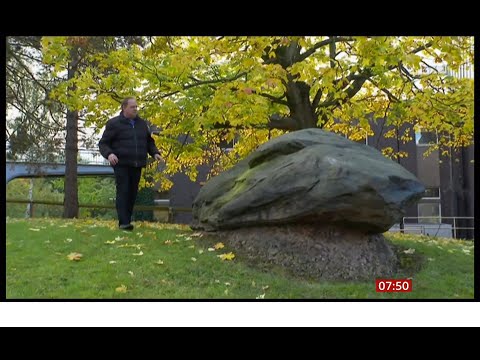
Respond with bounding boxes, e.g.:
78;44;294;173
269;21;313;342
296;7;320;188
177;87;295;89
415;130;438;146
219;136;238;153
423;187;440;199
418;203;441;224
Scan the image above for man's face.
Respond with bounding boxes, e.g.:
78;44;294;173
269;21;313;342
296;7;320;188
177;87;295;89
123;99;138;119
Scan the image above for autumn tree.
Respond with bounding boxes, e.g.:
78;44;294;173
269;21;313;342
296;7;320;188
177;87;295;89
45;36;474;191
6;36;66;162
41;36;145;218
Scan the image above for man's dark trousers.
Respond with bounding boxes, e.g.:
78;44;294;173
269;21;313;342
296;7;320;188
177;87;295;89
113;166;142;226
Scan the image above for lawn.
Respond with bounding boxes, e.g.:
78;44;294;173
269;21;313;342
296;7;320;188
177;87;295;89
6;218;474;299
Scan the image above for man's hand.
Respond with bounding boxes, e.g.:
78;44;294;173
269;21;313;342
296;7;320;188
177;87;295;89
108;153;119;166
154;153;164;162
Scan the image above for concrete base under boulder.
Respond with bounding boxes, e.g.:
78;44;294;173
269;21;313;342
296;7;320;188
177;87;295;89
212;225;398;281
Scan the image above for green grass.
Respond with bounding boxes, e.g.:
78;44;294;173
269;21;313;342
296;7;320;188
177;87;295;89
6;218;474;299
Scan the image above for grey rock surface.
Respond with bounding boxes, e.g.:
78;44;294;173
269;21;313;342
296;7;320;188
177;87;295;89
192;128;424;233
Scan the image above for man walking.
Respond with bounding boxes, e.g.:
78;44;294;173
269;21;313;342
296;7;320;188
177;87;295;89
99;97;162;230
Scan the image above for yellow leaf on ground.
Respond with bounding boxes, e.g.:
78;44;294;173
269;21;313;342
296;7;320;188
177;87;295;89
191;257;197;262
132;251;143;256
218;252;235;261
115;285;127;293
155;260;164;265
67;252;83;261
105;241;116;244
214;242;225;250
403;248;415;254
29;228;41;231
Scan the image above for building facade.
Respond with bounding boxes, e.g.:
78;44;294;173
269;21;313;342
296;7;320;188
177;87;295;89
162;124;474;239
366;119;474;239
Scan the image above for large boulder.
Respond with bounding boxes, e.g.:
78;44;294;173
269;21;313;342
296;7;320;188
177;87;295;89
192;128;424;233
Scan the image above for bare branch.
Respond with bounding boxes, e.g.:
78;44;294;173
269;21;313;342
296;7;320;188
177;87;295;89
297;37;354;63
267;114;300;131
312;88;323;109
8;51;50;94
160;71;248;99
367;78;400;102
257;92;288;105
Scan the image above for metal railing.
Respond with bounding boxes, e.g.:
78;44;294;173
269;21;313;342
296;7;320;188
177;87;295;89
6;148;110;166
6;198;192;223
392;216;474;240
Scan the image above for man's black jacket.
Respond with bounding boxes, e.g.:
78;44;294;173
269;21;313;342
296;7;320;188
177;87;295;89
99;113;160;167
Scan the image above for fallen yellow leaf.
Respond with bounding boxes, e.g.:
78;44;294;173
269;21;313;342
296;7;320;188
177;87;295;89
115;285;127;293
218;252;235;261
132;251;143;256
155;260;164;265
214;242;225;250
67;252;83;261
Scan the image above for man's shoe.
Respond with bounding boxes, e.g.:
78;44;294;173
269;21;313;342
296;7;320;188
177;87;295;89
119;223;134;230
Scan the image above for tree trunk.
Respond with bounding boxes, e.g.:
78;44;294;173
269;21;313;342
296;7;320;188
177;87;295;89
25;178;34;218
268;80;318;131
264;42;318;131
452;148;467;239
63;108;79;218
63;47;79;218
286;80;317;129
